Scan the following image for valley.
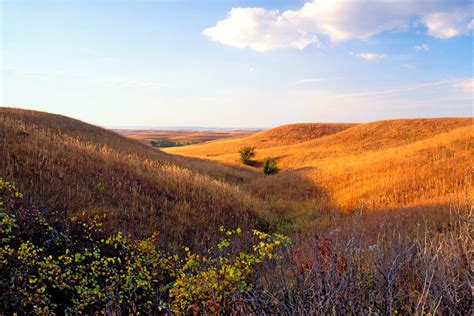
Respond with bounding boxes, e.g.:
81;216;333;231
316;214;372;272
1;107;472;314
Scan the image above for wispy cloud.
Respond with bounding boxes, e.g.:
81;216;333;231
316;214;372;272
454;78;474;93
402;64;415;69
332;79;471;99
295;78;322;85
4;67;164;91
354;53;386;61
415;44;429;51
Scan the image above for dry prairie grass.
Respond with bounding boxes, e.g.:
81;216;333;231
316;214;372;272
0;108;271;249
1;108;472;313
165;123;355;158
168;118;473;212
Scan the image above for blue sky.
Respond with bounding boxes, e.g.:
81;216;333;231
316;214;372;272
1;0;472;128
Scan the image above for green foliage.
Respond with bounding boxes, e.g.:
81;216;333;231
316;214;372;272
0;178;289;314
239;146;256;165
150;139;199;148
169;227;290;313
263;157;279;175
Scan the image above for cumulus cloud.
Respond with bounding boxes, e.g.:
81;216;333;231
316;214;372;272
355;53;386;61
203;0;473;51
423;7;474;38
202;8;319;52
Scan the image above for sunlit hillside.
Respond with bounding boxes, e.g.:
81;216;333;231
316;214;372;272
166;123;355;159
166;118;473;211
0;107;269;249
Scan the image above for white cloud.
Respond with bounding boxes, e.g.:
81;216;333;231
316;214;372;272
203;8;319;52
415;44;429;51
204;0;473;52
423;7;473;38
355;53;386;61
455;78;474;93
469;20;474;30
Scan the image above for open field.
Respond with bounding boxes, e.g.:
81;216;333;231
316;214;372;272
0;108;270;249
1;108;472;314
116;129;259;147
166;118;473;211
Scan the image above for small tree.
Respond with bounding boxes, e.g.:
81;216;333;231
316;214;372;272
263;157;278;175
239;146;256;165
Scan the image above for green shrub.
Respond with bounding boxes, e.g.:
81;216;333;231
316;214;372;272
239;147;256;165
0;178;289;314
263;157;278;175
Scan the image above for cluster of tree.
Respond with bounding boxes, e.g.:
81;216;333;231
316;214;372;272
239;147;278;175
150;140;199;148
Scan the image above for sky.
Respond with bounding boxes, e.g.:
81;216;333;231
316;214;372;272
1;0;473;128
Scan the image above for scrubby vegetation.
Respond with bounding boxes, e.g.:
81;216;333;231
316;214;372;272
150;139;198;148
1;180;471;314
239;146;256;165
263;157;279;175
0;179;288;314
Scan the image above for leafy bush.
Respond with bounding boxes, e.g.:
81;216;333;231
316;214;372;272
0;178;288;314
263;157;278;175
1;177;471;314
239;146;256;165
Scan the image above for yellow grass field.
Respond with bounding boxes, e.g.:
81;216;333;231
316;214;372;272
2;108;472;314
165;118;473;211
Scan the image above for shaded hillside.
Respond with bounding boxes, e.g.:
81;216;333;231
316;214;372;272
168;118;473;211
0;108;268;249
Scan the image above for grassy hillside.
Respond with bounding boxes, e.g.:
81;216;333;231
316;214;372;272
2;108;471;236
1;108;471;314
0;108;269;249
165;123;355;159
166;118;473;211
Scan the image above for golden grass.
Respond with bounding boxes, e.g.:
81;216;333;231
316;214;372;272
2;107;472;238
165;123;355;158
0;107;272;249
167;118;473;212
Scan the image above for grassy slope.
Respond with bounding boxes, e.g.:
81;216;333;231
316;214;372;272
2;107;471;242
0;108;270;249
167;118;473;211
165;123;355;160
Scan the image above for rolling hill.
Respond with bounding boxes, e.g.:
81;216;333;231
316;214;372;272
2;107;472;238
1;108;471;314
165;123;355;159
0;108;269;249
165;118;473;211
